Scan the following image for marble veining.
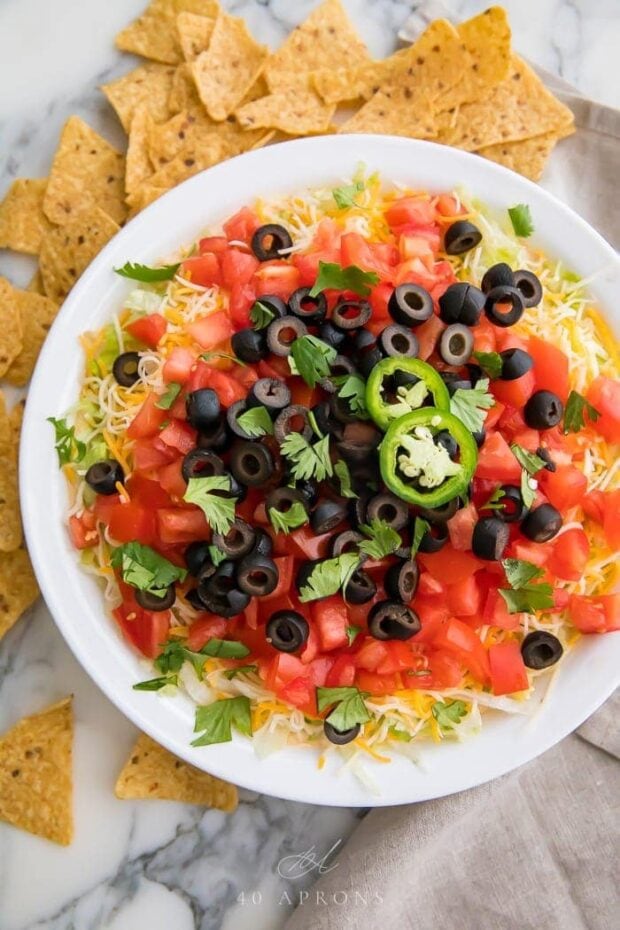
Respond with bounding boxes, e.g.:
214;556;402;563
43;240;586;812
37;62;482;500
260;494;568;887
0;1;617;928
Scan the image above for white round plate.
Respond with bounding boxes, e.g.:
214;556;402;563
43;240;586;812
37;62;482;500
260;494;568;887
21;136;620;806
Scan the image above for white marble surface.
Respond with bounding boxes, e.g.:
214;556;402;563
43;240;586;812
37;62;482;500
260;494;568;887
0;1;617;928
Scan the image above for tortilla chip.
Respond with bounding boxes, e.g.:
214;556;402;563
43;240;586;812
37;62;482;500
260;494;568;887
126;108;155;197
116;12;182;65
311;57;404;105
266;0;370;92
27;270;45;294
177;11;216;60
0;179;52;255
0;545;39;640
435;56;574;151
339;88;437;140
9;400;24;444
4;288;59;387
453;6;511;103
191;12;268;121
168;62;205;116
0;392;22;553
126;184;169;218
0;277;24;378
236;90;335;135
40;207;120;302
43;117;127;226
115;733;237;810
101;63;176;133
146;134;225;188
477;127;572;181
0;697;72;844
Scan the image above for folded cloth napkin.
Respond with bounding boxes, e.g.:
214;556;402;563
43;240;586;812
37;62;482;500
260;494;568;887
284;8;620;929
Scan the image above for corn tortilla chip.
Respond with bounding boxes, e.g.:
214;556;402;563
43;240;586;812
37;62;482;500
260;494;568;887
266;0;370;93
177;11;216;60
452;6;511;103
4;288;59;387
9;400;24;444
146;134;225;188
0;390;22;552
101;63;175;133
0;179;52;255
115;733;237;810
311;56;407;105
477;127;573;181
191;12;268;121
168;61;205;116
27;269;45;294
43;117;127;226
236;90;335;136
126;184;169;218
116;12;182;65
0;277;24;377
339;88;437;140
40;207;120;302
0;697;72;845
126;108;155;197
0;546;39;640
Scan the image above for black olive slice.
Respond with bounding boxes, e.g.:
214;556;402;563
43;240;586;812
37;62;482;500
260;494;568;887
112;351;141;387
212;518;256;560
435;429;459;460
536;447;556;472
181;449;225;483
198;562;250;618
417;497;459;523
311;500;347;535
368;601;421;641
388;283;433;326
248;377;291;414
473;427;486;448
332;298;372;331
524;390;564;430
484;285;524;327
186;388;220;430
266;486;309;524
185;540;210;576
418;522;449;553
521;504;562;542
185;588;207;611
512;269;542;308
366;492;409;531
251;294;288;321
295;478;320;507
491;484;528;523
500;348;533;381
135;584;176;611
266;316;308;356
266;610;309;653
357;345;384;379
481;262;514;294
441;372;472;395
439;323;474;366
344;569;376;604
439;282;485;326
197;418;230;453
318;320;347;349
231;328;266;363
352;327;377;353
85;459;124;495
330;529;364;557
250;223;293;261
329;394;360;425
252;529;274;557
348;491;371;528
472;516;510;560
295;559;322;592
288;287;327;323
230;441;275;487
274;405;313;443
324;721;360;745
385;559;419;602
443;220;482;255
521;631;563;669
237;554;279;597
378;324;419;358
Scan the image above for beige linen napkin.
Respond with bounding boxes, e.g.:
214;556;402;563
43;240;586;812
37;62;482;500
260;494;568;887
284;9;620;929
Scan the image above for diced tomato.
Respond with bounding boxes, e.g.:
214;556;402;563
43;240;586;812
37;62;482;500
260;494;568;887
290;379;318;409
181;253;222;288
432;618;490;684
416;314;445;360
244;598;258;630
447;502;478;551
488;642;529;695
376;641;419;675
220;248;260;291
267;654;307;690
114;596;170;659
569;594;620;633
547;528;589;581
368;282;392;320
325;655;356;688
126;312;167;348
158;419;196;455
355;670;401;695
198;235;228;254
508;539;551;567
399;232;434;261
186;614;228;650
422;650;463;688
253;260;301;301
202;368;247;406
472;317;497;354
586;376;620;444
108;501;156;545
133;436;178;471
223;206;261;243
417;574;445;597
394;256;437;289
289;526;333;561
278;676;315;712
262;556;294;602
127;474;173;509
446;573;484;618
491;370;535;408
230;363;259;392
355;639;390;671
311;596;348;651
127;392;169;439
69;512;98;549
435;193;464;218
601;490;620;549
187;310;232;350
419;546;484;584
528;336;570;402
340;232;394;280
157;458;187;499
385;196;435;231
510;427;540;452
229;283;257;330
306;656;335;688
539;465;587;511
162;347;196;385
300;622;320;665
582;490;605;524
476;431;522;483
156;507;209;544
483;587;521;630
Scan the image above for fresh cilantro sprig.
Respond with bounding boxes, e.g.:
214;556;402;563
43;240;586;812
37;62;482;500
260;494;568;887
316;686;371;732
563;390;600;435
334;460;357;499
289;335;337;388
359;519;401;560
309;262;379;298
481;488;506;511
450;378;495;433
332;180;364;209
249;300;276;330
110;542;187;597
133;675;178;692
48;417;86;467
192;696;252;747
236;405;274;438
411;517;430;557
508;204;534;238
115;261;180;282
432;700;467;729
154;638;250;683
511;443;546;509
155;382;181;410
268;499;309;534
280;432;333;482
208;545;227;567
184;475;235;535
346;625;362;646
200;351;246;367
473;350;503;380
333;373;369;418
499;558;554;614
298;553;360;603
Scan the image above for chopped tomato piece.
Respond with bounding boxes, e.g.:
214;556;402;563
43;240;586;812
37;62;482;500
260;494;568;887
325;655;356;688
114;596;170;659
253;260;301;301
547;528;589;581
157;458;186;499
488;642;529;695
127;474;173;509
491;370;535;409
133;437;178;471
262;556;294;602
586;376;620;444
538;465;587;511
601;490;620;549
415;314;444;360
202;368;247;406
422;650;463;688
306;656;335;688
186;615;228;650
376;641;419;675
127;392;169;439
162;347;196;385
159;419;196;454
340;232;394;279
432;618;490;684
187;310;232;350
108;501;156;545
528;336;569;402
126;312;167;348
385;196;435;231
278;676;315;712
446;573;484;618
299;622;320;665
311;596;348;651
156;507;209;545
223;206;261;243
198;235;228;254
447;502;477;551
229;283;257;330
289;527;333;561
182;253;222;288
419;546;484;584
68;512;98;549
582;490;605;524
483;587;522;631
220;249;260;290
355;639;390;671
476;431;522;483
355;670;401;696
569;594;620;633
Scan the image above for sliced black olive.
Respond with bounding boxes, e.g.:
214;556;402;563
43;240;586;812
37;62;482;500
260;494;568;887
378;324;419;358
418;522;449;553
237;553;279;597
331;529;363;557
522;503;562;542
441;372;472;395
521;631;563;670
444;220;482;255
385;560;419;602
226;400;253;440
251;528;273;558
358;345;384;379
295;478;320;507
181;449;225;483
186;388;220;430
473;427;486;448
274;405;313;443
288;287;327;323
332;298;372;331
231;328;266;363
223;471;246;502
536;447;556;472
524;390;564;430
198;562;250;618
112;351;141;386
512;269;542;308
185;540;210;576
135;584;176;611
484;285;524;327
417;497;459;523
267;486;309;525
250;223;293;261
344;569;376;605
85;459;124;495
319;320;347;349
435;429;459;460
248;377;291;415
388;283;433;326
329;354;357;378
472;516;510;560
500;348;533;381
196;559;218;584
329;393;360;425
348;491;371;528
251;294;288;321
295;559;321;592
467;363;484;383
439;323;474;366
366;492;409;531
185;588;206;611
266;316;308;356
230;441;274;487
311;401;335;437
352;327;376;353
311;499;347;535
324;721;360;745
266;610;309;653
439;282;485;326
212;518;256;560
368;601;421;641
197;418;230;453
495;484;528;523
481;262;514;294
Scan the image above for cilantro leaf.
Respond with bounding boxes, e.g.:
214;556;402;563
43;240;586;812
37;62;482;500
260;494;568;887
110;542;187;596
154;638;249;680
333;373;369;418
280;432;333;482
200;351;246;367
208;545;227;567
359;519;401;560
236;405;274;438
115;261;180;282
192;696;252;747
346;625;362;646
48;417;86;467
154;640;186;675
334;459;358;499
155;382;181;410
520;470;537;509
499;558;554;614
309;262;379;298
223;664;258;680
473;350;503;379
183;475;235;535
449;378;495;433
332;180;364;209
133;675;178;691
502;558;544;588
202;638;250;659
250;300;275;330
432;699;467;729
511;444;546;475
289;335;337;388
411;517;430;557
481;487;506;511
298;553;361;603
317;686;371;732
563;390;600;435
268;499;309;534
508;204;534;238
